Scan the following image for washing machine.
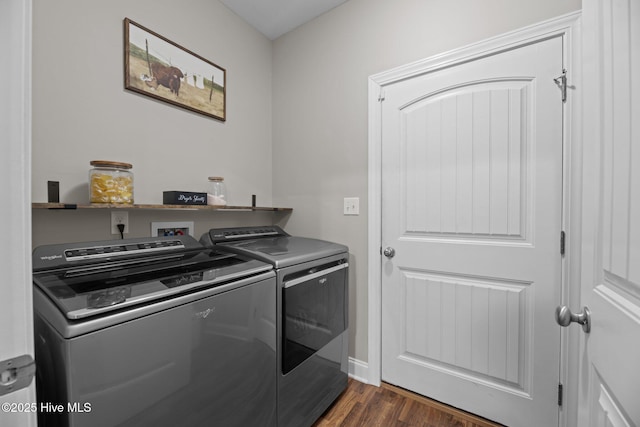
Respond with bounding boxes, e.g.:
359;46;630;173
33;235;277;427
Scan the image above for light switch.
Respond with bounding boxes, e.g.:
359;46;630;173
344;197;359;215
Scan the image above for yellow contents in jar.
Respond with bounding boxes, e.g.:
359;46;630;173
90;173;133;204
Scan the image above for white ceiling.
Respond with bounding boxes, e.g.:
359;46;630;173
220;0;350;40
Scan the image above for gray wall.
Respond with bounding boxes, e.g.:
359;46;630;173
271;0;581;364
32;0;277;247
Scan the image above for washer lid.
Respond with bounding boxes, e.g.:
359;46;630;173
33;245;272;320
218;236;348;268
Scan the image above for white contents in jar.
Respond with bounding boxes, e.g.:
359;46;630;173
207;176;227;206
207;194;227;206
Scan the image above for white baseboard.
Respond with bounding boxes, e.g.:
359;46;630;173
348;357;370;384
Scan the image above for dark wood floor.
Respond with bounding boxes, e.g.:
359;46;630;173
313;379;504;427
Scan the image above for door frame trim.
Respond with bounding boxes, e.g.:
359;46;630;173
0;0;36;423
367;11;581;427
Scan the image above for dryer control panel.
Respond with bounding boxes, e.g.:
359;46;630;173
204;226;289;244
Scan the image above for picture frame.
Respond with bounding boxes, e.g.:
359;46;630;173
124;18;226;121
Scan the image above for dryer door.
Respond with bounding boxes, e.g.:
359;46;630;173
282;260;348;374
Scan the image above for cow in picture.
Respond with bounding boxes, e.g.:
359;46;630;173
143;62;184;97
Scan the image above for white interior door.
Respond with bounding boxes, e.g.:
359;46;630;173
381;36;565;427
0;0;36;426
577;0;640;425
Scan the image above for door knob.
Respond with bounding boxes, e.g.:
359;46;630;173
383;247;395;259
555;305;591;333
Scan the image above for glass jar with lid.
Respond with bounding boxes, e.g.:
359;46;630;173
207;176;227;206
89;160;134;204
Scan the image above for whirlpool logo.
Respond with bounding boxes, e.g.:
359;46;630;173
319;277;327;284
195;307;215;319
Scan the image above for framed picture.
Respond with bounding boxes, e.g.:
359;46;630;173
124;18;226;121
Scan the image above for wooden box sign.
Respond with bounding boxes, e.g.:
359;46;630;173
124;18;226;121
162;191;207;205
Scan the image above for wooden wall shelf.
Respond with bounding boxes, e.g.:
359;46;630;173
32;203;292;212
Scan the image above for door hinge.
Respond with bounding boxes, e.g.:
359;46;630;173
0;355;36;397
558;383;564;406
378;88;386;102
553;69;568;103
560;231;566;255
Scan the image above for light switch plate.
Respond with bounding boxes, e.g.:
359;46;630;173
344;197;359;215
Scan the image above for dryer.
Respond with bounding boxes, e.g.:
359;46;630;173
201;226;348;427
